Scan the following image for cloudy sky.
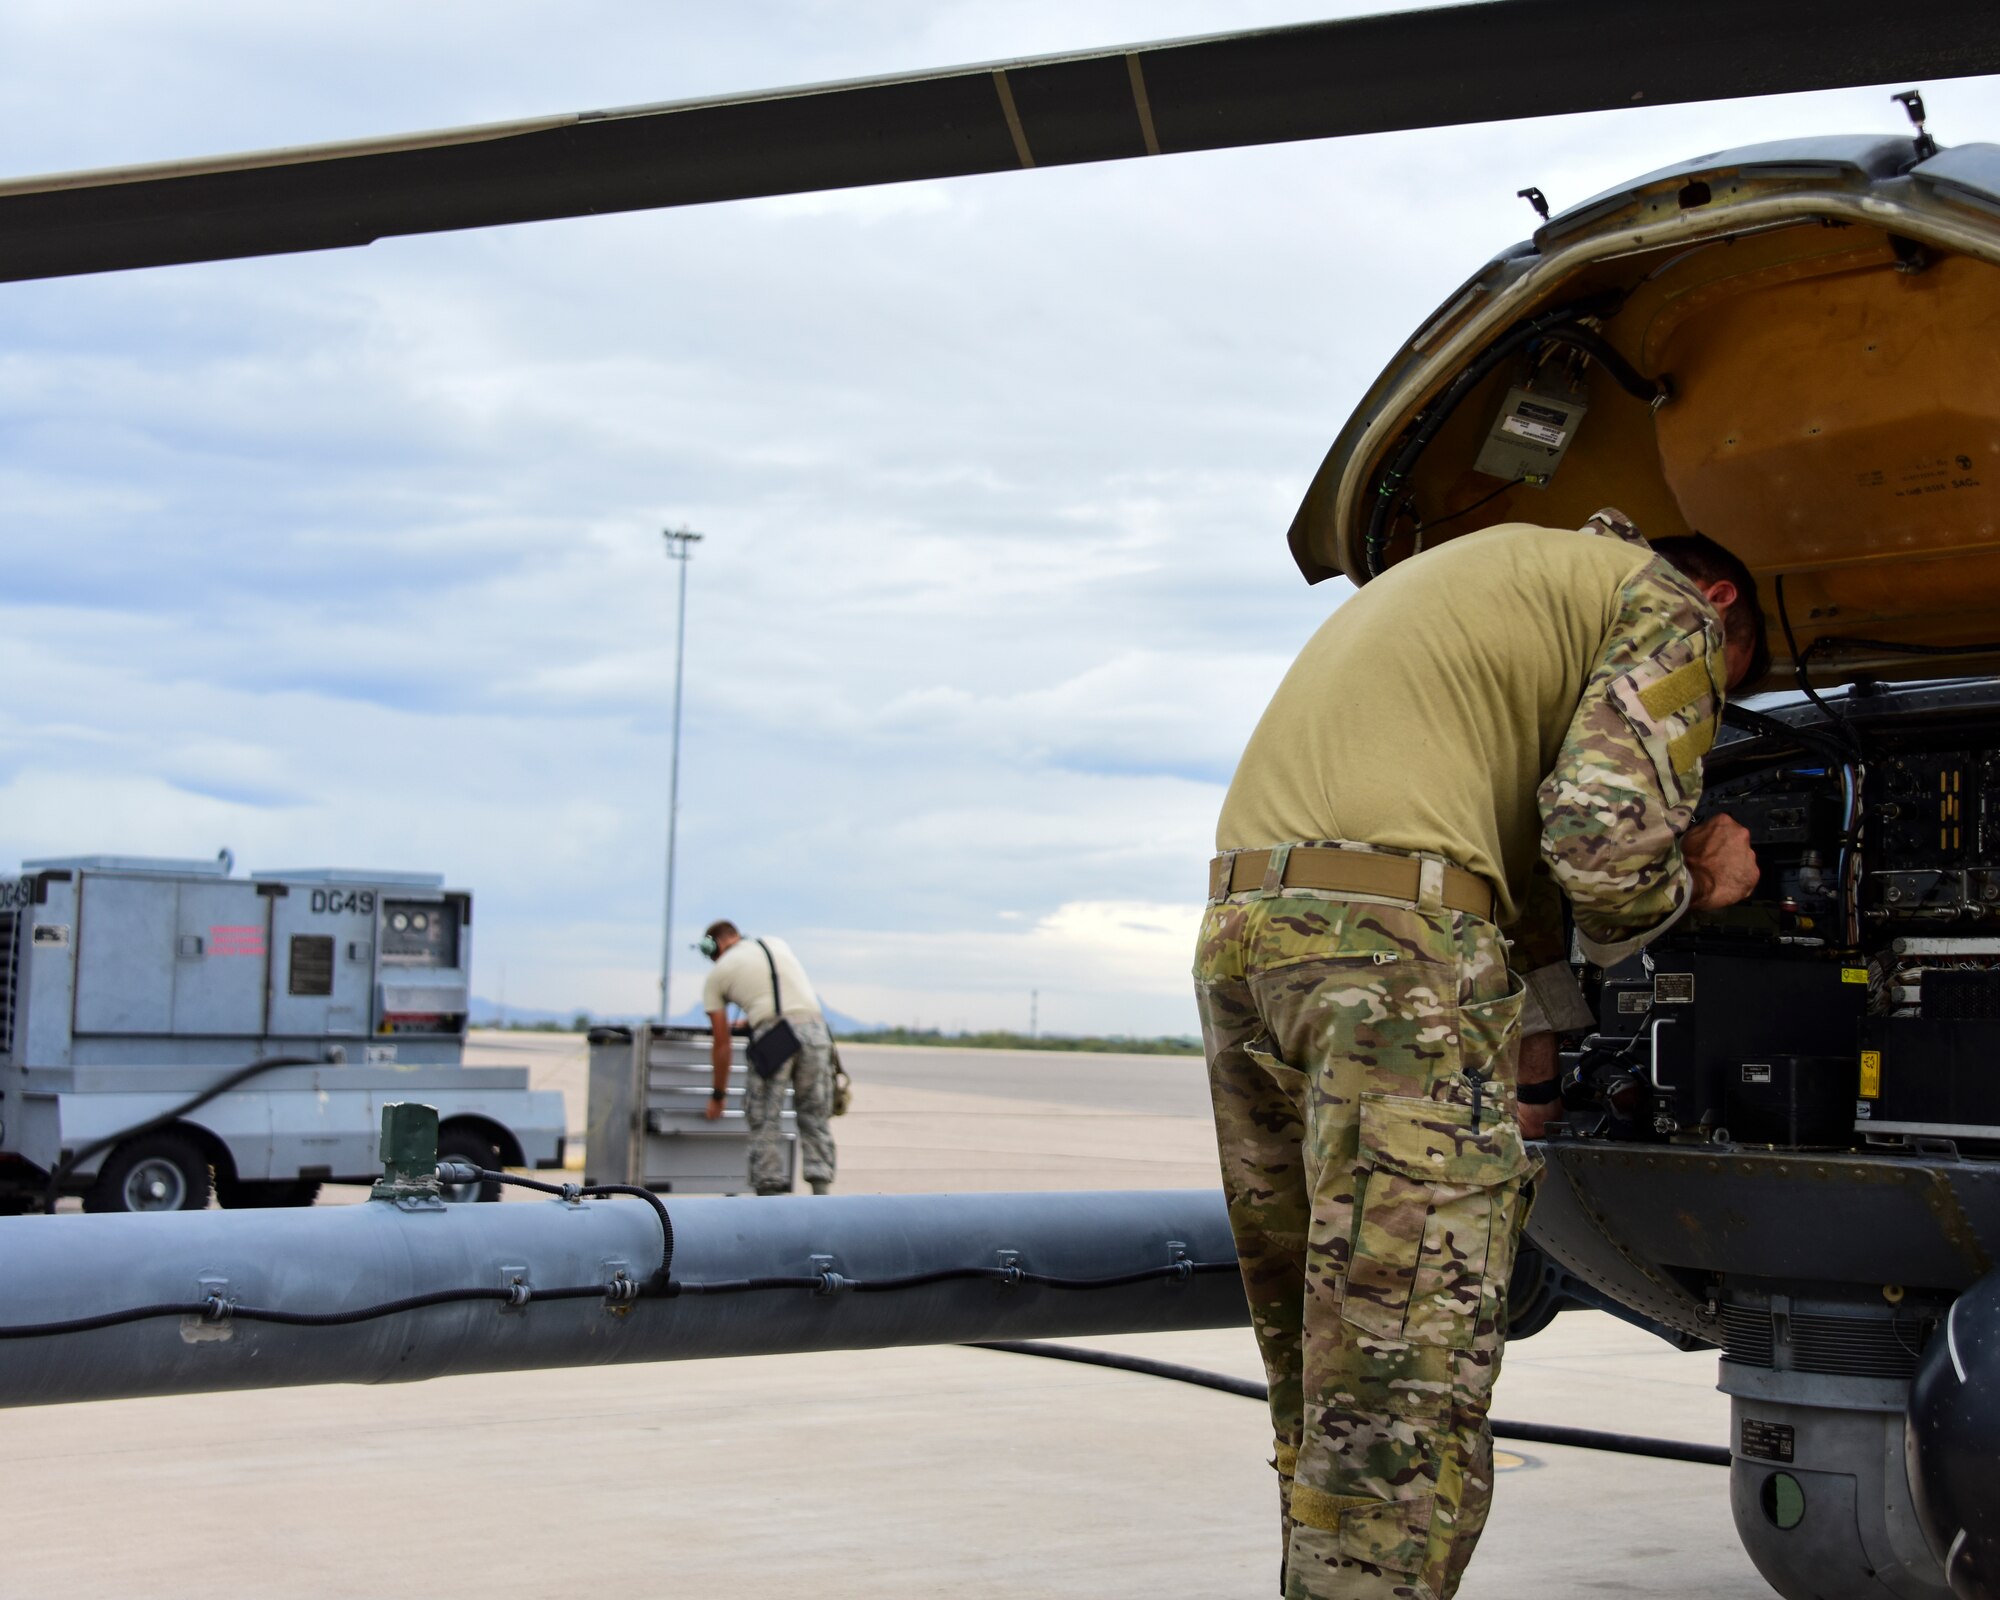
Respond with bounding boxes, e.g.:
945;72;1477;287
4;5;1994;1035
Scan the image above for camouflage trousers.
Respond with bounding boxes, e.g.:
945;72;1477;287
1194;873;1534;1600
745;1012;837;1194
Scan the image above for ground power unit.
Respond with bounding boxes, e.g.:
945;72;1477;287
0;854;564;1211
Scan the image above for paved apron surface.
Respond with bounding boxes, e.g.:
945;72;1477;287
8;1036;1769;1598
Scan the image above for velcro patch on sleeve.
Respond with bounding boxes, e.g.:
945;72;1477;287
1638;656;1721;722
1667;715;1718;775
1606;628;1724;812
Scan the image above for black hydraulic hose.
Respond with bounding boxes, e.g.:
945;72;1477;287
0;1283;631;1341
1719;701;1854;763
1414;477;1524;537
670;1276;828;1296
584;1184;675;1287
1364;323;1538;576
1804;633;2000;662
1713;703;1868;941
967;1340;1731;1468
0;1303;243;1339
0;1256;1238;1335
1774;574;1861;756
226;1284;617;1325
1537;322;1666;405
43;1054;320;1209
1363;296;1663;578
450;1165;675;1289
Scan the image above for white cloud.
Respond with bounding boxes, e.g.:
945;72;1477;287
800;897;1204;1037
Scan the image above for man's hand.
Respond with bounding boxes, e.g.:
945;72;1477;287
1684;813;1760;910
1515;1032;1562;1140
707;1009;734;1121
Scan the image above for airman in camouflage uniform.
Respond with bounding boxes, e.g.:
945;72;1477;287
701;924;838;1196
1197;509;1760;1598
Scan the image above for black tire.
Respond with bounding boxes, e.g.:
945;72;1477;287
85;1131;213;1213
437;1127;503;1203
216;1176;324;1209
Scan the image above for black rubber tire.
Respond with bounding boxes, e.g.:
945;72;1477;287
216;1176;324;1209
84;1131;213;1213
437;1127;503;1203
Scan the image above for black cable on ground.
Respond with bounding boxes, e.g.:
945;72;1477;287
970;1338;1266;1399
44;1054;320;1209
966;1340;1732;1468
1486;1418;1729;1468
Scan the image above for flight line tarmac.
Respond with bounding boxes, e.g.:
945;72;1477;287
7;1036;1771;1597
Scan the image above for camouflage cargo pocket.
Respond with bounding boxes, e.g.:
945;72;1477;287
1243;1035;1308;1092
1341;1093;1532;1349
1454;976;1523;1080
1337;1493;1436;1578
1606;628;1724;811
1328;1434;1469;1589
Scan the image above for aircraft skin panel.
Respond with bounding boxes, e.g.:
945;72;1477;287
1294;147;2000;682
1529;1142;2000;1345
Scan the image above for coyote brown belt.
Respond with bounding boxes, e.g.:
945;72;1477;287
1208;845;1495;922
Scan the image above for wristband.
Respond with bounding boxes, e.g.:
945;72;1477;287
708;1091;725;1102
1516;1077;1561;1106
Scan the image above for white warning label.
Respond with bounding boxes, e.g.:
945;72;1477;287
1501;400;1571;448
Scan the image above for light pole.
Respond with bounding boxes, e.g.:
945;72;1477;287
660;526;704;1024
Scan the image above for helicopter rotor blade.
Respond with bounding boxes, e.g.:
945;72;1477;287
6;0;2000;283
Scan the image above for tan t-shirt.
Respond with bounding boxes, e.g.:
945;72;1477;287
701;935;822;1027
1216;520;1670;927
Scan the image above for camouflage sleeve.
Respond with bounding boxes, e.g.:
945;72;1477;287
1537;556;1725;966
1506;863;1569;972
1508;867;1595;1034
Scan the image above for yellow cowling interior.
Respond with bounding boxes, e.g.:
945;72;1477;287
1369;221;2000;684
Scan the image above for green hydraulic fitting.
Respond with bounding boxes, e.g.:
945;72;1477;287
371;1101;442;1201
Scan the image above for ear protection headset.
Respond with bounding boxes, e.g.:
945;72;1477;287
698;933;721;961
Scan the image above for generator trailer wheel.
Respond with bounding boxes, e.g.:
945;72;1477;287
84;1131;213;1213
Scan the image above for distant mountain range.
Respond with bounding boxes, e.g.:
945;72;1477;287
469;996;879;1033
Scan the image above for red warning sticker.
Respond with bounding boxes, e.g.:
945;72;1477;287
209;925;266;958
